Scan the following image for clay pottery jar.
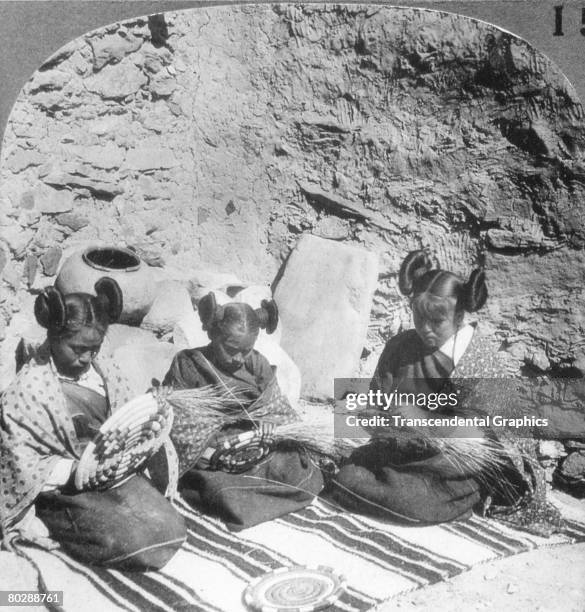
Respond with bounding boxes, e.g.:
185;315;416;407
55;246;156;324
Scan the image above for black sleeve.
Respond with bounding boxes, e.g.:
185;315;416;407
369;334;405;394
250;350;276;392
162;351;204;389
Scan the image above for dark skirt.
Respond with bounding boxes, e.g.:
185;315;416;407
180;449;324;531
326;440;481;524
36;475;186;570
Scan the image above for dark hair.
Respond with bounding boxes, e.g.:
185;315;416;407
399;250;487;321
198;292;278;338
34;277;123;339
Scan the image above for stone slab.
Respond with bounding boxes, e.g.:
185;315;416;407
141;280;194;336
274;234;378;398
255;335;301;408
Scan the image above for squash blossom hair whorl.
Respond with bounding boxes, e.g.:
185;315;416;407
198;292;279;338
399;250;488;323
34;277;123;339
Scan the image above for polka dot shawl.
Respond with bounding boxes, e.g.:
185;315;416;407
0;342;133;537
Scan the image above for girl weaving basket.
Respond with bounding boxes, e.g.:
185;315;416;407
0;278;186;569
328;250;564;536
163;292;324;531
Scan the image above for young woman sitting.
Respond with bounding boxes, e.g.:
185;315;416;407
328;250;563;536
0;278;186;569
163;292;323;531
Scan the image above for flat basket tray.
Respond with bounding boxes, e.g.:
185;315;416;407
75;392;173;491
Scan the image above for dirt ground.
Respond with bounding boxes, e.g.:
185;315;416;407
379;491;585;612
380;542;585;612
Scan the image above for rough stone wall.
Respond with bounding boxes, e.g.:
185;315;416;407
2;4;585;382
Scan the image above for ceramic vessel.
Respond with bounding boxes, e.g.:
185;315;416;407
55;246;155;324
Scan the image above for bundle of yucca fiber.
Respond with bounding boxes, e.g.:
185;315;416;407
159;387;515;479
159;387;359;468
273;418;516;491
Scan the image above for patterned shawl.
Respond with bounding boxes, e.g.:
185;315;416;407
370;325;564;537
1;341;149;542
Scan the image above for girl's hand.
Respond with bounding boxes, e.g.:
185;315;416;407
45;459;79;494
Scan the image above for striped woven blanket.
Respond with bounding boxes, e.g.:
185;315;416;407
18;494;585;612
